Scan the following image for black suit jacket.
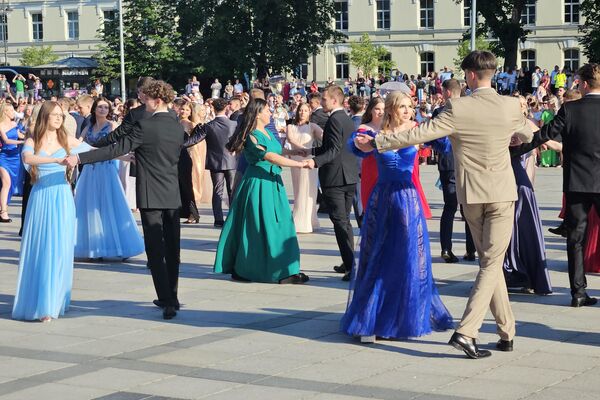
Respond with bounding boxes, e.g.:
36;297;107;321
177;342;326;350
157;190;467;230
78;112;184;209
313;109;359;187
185;116;238;171
430;106;454;172
310;107;329;130
71;112;86;139
539;94;600;193
93;106;152;148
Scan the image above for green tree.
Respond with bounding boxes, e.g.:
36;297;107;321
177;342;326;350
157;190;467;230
94;0;183;82
455;0;529;70
453;35;491;72
349;33;395;76
19;45;59;66
176;0;344;79
580;0;600;63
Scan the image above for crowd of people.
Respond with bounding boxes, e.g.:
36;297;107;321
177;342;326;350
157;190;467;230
2;51;599;361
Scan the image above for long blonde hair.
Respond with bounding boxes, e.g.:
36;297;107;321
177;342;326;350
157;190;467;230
30;102;71;183
0;102;13;124
381;91;413;133
190;102;206;127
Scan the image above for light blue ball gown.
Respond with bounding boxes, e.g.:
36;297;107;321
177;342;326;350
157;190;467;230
74;122;144;259
12;142;89;320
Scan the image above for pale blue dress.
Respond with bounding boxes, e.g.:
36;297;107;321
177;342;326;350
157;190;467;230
74;123;144;258
12;143;88;320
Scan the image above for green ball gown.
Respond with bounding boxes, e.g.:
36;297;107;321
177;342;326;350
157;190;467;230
214;129;301;282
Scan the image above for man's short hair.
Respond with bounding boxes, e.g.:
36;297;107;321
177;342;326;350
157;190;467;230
347;95;365;114
142;80;175;104
460;51;497;79
76;94;94;107
212;98;228;112
307;92;322;103
249;88;265;101
564;89;582;102
323;85;344;104
442;78;461;96
578;63;600;90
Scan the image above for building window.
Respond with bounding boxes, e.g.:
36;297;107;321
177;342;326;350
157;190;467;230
103;10;116;32
420;0;434;29
464;0;471;27
335;1;348;31
376;0;390;30
521;50;536;71
67;11;79;40
32;13;43;42
378;52;392;75
420;52;434;76
564;49;579;71
336;54;349;79
521;0;536;26
564;0;580;24
0;14;7;42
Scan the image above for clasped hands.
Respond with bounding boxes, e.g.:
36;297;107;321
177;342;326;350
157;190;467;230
300;159;316;169
354;133;375;152
59;155;80;168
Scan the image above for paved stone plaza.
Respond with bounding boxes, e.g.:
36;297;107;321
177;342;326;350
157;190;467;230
0;166;599;400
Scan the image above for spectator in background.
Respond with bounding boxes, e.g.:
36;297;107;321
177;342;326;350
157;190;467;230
211;79;222;99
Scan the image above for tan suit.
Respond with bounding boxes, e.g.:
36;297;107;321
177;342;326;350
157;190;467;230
375;88;533;340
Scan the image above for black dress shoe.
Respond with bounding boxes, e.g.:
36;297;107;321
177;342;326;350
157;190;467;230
571;295;598;308
279;273;309;284
333;264;346;274
496;339;513;352
448;332;492;359
214;221;224;228
153;299;180;311
163;306;177;320
548;222;567;238
441;250;459;263
342;272;351;281
463;252;476;261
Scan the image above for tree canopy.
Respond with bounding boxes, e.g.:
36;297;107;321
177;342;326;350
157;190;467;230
94;0;183;82
349;34;395;76
453;35;491;73
580;0;600;63
19;45;58;67
456;0;529;70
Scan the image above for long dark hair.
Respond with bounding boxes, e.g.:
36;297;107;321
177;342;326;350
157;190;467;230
226;98;268;153
90;97;113;126
293;103;311;126
361;97;385;124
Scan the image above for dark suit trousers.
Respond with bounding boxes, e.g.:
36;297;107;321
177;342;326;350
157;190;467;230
322;184;356;269
140;209;181;306
440;171;475;254
210;170;236;224
565;192;600;298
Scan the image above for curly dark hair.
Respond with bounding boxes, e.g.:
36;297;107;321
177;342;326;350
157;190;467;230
142;80;175;104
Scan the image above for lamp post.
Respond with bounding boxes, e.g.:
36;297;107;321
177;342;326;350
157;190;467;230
118;0;126;101
1;0;13;66
470;0;477;51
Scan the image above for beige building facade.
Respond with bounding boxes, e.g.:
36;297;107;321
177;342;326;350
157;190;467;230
310;0;587;82
0;0;115;66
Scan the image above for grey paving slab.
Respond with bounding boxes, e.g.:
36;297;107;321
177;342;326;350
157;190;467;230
2;166;600;399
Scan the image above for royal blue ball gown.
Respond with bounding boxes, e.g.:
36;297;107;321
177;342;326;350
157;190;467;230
74;122;144;259
341;135;454;339
13;143;89;320
0;126;24;203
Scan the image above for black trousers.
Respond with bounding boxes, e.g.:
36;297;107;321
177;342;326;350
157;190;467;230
140;209;181;306
19;172;32;237
440;171;475;254
565;192;600;298
322;184;356;270
210;169;236;224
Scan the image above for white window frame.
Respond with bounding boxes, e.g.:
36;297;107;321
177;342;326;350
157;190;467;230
520;50;536;71
376;0;391;31
564;0;580;25
463;0;471;27
420;52;435;76
564;48;579;72
335;0;348;31
336;53;349;80
0;14;7;42
31;12;43;42
521;0;536;26
420;0;434;30
67;11;79;40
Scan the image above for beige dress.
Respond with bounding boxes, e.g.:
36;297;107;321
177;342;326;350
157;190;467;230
184;122;212;205
287;123;320;233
